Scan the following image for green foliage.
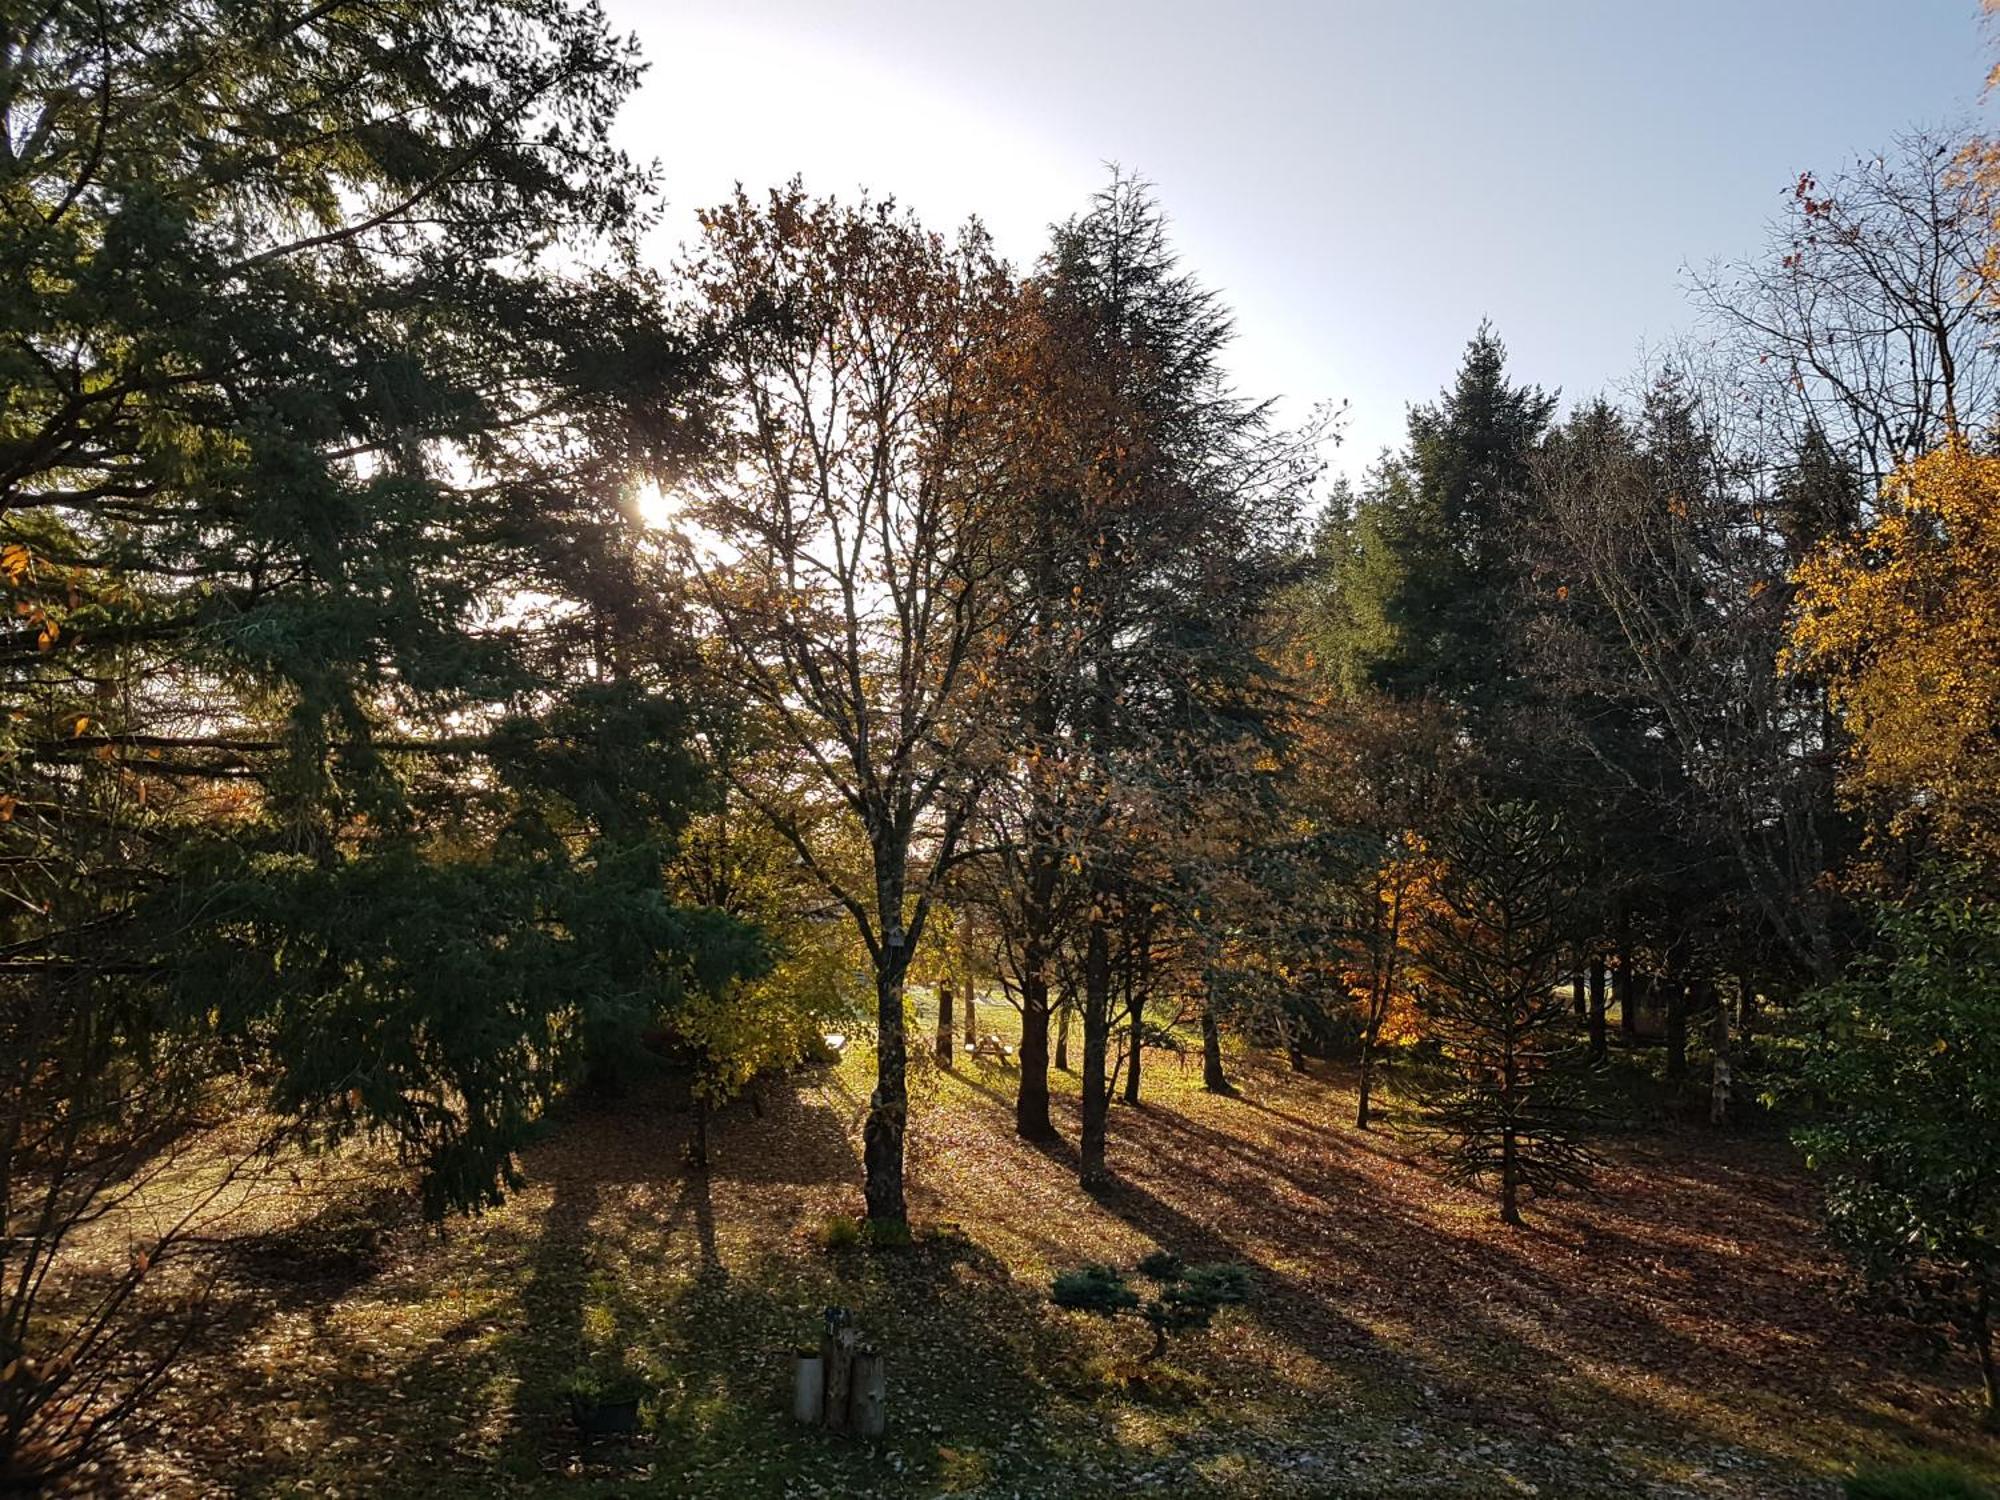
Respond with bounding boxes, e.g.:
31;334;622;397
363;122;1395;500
1844;1461;1997;1500
1794;873;2000;1424
1136;1250;1186;1281
0;1;731;1482
1052;1264;1143;1317
1051;1258;1253;1363
1318;326;1554;728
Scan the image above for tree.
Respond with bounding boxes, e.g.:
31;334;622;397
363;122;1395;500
1413;803;1594;1226
671;185;1015;1229
1530;373;1849;987
1050;1254;1252;1364
1793;875;2000;1428
1786;441;2000;870
1322;325;1555;749
1695;130;1999;485
979;174;1311;1179
1;1;748;1482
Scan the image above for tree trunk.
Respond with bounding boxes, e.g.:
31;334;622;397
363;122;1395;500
1080;920;1112;1185
1015;966;1054;1142
1500;1124;1521;1227
1616;920;1637;1038
1664;979;1688;1082
935;982;955;1069
1572;969;1586;1019
1200;996;1231;1095
1055;994;1072;1071
1356;1007;1381;1131
1123;989;1145;1104
821;1320;857;1433
1285;1017;1307;1072
689;1092;710;1173
862;929;909;1229
1737;970;1757;1053
1587;954;1608;1065
1708;979;1732;1126
1976;1280;1997;1431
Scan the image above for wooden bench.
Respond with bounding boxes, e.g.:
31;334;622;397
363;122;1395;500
965;1033;1015;1067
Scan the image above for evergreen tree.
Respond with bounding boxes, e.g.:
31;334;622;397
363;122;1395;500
1324;326;1555;743
1414;802;1595;1226
0;3;757;1478
982;173;1311;1178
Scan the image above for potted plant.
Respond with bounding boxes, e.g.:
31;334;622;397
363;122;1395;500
562;1364;646;1436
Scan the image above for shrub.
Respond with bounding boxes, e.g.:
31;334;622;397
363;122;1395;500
1050;1258;1252;1362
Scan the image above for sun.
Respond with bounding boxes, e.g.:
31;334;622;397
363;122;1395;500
632;481;679;531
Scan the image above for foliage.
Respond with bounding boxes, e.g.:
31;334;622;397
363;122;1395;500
1788;442;2000;870
672;182;1015;1227
1051;1256;1252;1363
1793;874;2000;1426
1413;802;1597;1225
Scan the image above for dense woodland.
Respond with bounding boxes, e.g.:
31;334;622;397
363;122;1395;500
4;3;2000;1495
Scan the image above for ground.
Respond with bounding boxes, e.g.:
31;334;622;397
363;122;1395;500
98;1002;2000;1498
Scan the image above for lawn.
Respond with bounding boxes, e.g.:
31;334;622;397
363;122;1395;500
105;1003;2000;1498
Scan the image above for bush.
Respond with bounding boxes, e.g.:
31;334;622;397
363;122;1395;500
1844;1462;1995;1500
1050;1258;1253;1362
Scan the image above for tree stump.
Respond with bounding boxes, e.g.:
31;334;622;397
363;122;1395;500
851;1348;886;1436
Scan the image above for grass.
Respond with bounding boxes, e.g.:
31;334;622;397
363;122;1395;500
95;997;2000;1497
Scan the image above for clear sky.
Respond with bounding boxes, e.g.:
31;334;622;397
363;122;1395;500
601;0;1987;478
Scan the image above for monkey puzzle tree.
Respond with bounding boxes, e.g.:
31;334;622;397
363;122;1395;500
1414;802;1595;1226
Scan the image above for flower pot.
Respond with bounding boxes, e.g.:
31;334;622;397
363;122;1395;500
792;1350;825;1424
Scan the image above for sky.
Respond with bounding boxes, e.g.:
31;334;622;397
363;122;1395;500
601;0;1988;480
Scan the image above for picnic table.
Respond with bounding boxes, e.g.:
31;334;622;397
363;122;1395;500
965;1033;1015;1066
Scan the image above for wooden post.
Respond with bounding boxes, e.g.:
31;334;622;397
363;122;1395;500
851;1348;886;1437
822;1325;857;1432
1709;980;1732;1126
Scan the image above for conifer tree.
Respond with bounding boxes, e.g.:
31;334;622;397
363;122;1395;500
1414;802;1595;1226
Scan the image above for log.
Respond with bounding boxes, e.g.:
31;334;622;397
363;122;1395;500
851;1348;886;1437
791;1351;824;1425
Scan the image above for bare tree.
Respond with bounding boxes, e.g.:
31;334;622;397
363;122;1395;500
1693;128;2000;483
672;185;1015;1228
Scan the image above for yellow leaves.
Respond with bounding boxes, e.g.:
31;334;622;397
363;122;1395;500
1788;440;2000;859
0;795;13;821
0;543;30;585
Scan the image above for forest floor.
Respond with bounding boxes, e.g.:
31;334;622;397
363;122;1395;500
97;1003;2000;1498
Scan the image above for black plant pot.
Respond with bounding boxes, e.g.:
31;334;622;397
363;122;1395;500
568;1393;641;1436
